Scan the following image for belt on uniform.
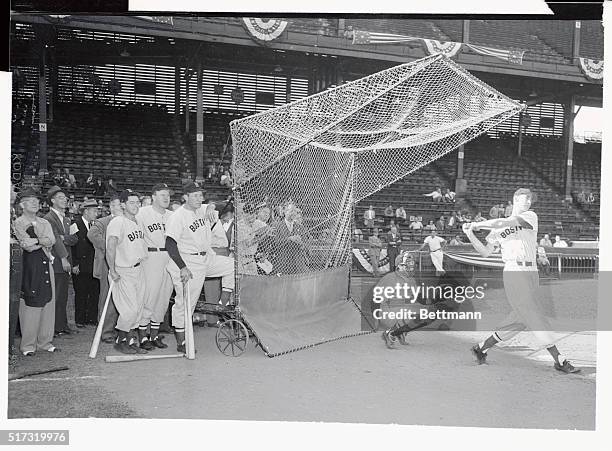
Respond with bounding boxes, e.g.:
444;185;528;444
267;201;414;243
515;261;534;267
189;251;207;256
147;247;167;252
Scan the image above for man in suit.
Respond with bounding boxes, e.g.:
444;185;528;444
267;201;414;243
272;203;308;274
87;194;122;343
72;199;100;327
43;185;78;336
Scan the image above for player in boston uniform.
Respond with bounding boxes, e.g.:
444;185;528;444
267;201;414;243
106;189;149;355
135;183;174;350
463;188;580;374
164;181;235;353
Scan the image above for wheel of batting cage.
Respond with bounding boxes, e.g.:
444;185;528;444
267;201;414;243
215;319;249;356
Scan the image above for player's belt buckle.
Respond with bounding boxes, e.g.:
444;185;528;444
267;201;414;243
190;251;207;256
516;261;533;267
147;247;166;252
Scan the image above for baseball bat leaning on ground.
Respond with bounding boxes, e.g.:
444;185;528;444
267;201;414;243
9;366;69;381
105;354;184;363
184;280;196;360
89;279;115;359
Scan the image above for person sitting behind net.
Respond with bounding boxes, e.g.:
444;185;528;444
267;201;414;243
364;205;376;229
536;245;551;275
423;187;443;203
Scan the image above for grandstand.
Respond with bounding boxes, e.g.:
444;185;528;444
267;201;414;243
10;16;603;242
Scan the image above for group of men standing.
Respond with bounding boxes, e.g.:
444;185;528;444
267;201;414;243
9;180;235;356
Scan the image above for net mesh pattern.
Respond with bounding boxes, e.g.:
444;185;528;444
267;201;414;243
230;54;522;277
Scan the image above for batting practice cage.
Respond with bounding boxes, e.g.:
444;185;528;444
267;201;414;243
229;54;523;357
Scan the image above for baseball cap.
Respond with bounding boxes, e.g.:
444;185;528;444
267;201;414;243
151;183;171;195
119;189;141;203
182;181;204;195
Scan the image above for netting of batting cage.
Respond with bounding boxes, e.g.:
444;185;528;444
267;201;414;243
229;54;523;356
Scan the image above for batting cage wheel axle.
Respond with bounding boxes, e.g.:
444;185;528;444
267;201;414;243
215;319;249;357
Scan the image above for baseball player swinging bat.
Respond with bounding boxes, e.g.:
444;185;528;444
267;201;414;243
184;280;196;360
89;279;115;359
105;353;184;363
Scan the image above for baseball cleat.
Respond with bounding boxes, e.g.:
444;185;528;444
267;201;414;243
471;344;488;365
114;341;137;355
381;330;398;349
177;342;186;353
139;339;154;351
554;360;581;374
128;338;148;354
151;336;168;349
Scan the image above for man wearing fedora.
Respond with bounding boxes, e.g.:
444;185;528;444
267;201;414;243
72;198;100;327
43;185;79;336
12;188;59;355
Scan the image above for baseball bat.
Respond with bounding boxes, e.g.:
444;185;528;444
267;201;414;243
184;280;196;360
9;366;69;381
89;279;115;359
105;353;184;363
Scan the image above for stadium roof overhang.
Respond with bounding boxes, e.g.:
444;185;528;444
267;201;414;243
11;13;604;90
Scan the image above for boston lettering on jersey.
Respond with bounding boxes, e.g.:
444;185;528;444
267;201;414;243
499;225;524;239
189;218;208;233
127;230;144;242
147;222;166;233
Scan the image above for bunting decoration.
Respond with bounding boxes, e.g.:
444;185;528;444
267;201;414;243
242;18;288;43
443;250;505;269
352;30;421;45
352;30;525;65
466;44;525;65
423;39;462;58
578;58;604;80
352;248;391;274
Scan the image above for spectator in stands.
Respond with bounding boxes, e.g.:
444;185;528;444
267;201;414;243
141;196;152;207
587;192;596;204
424;220;437;232
474;211;486;222
170;200;182;212
447;211;458;230
52;168;63;187
539;234;553;247
364;205;376;229
537;245;551;276
86;173;95;187
107;178;119;195
67;195;80;220
423;187;443;203
504;201;513;217
64;168;77;189
207;162;217;180
449;235;465;246
386;225;402;272
435;215;446;231
220;170;232;187
409;217;423;233
489;203;500;219
577;190;587;204
384;204;394;224
12;189;59;355
93;178;106;197
443;188;456;203
368;228;383;277
395;205;407;224
553;235;568;248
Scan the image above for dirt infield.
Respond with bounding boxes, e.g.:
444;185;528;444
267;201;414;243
8;323;595;429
